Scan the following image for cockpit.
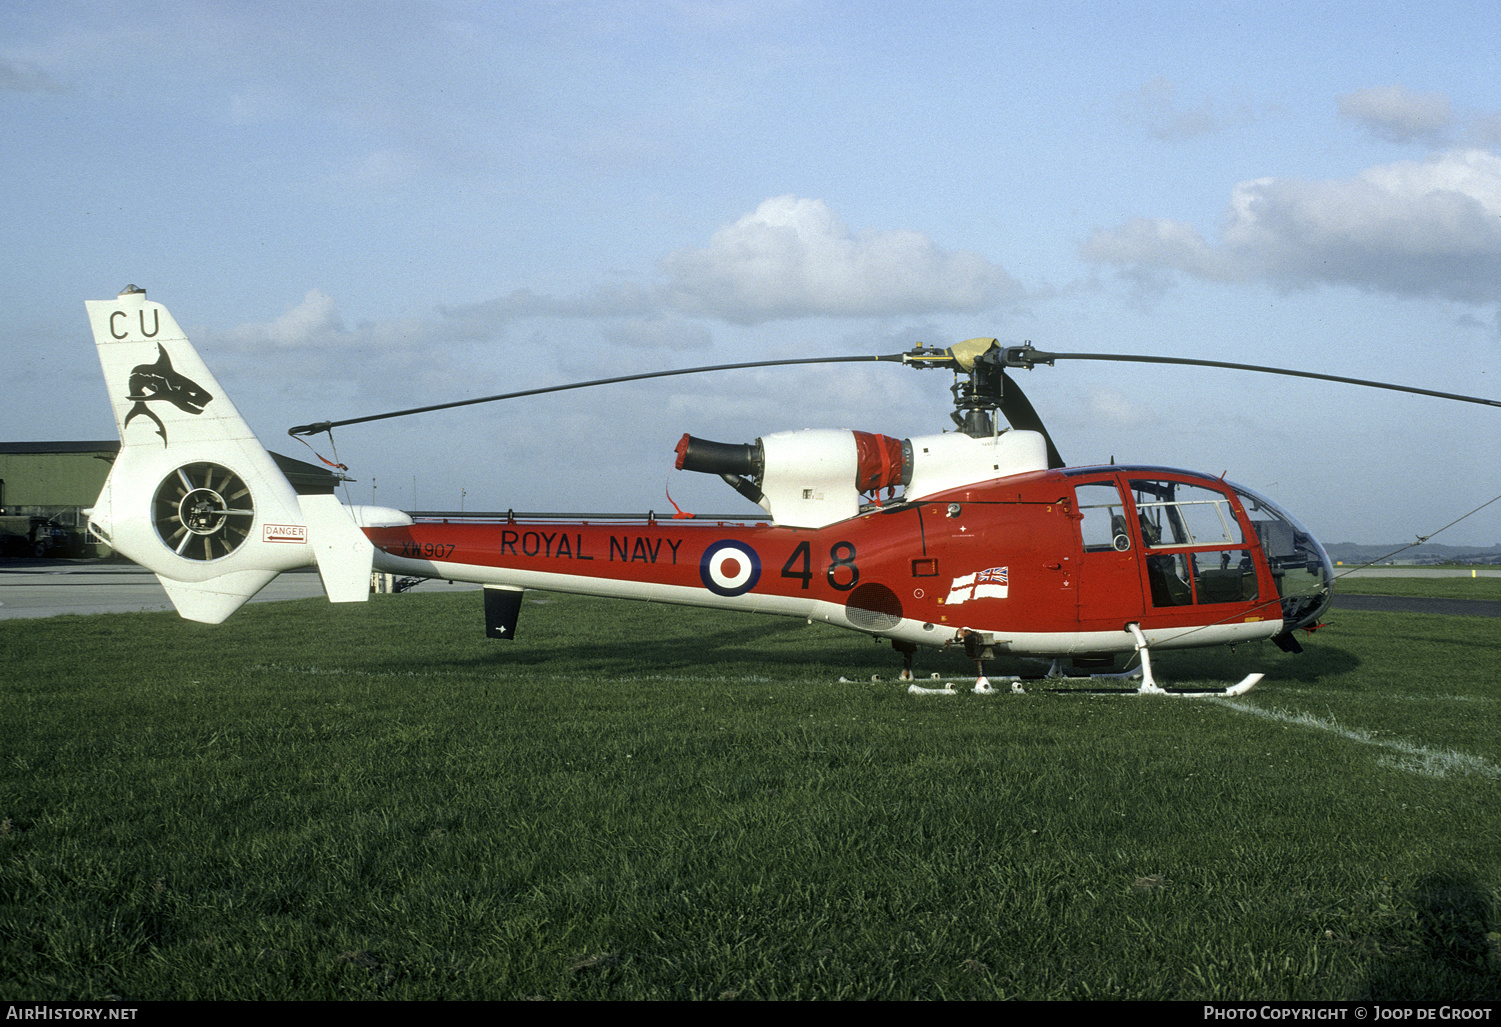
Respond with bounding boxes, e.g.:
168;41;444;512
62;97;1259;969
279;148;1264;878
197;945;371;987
1069;467;1335;641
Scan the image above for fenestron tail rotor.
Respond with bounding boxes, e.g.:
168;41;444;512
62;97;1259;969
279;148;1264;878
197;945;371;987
151;462;255;562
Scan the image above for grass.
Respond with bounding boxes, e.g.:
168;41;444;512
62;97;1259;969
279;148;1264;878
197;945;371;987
1333;575;1501;601
2;589;1499;1000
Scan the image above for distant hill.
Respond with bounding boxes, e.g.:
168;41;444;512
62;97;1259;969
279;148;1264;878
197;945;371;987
1321;541;1501;566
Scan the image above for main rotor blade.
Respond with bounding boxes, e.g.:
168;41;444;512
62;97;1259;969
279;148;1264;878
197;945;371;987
289;353;906;436
998;372;1065;469
1006;346;1501;409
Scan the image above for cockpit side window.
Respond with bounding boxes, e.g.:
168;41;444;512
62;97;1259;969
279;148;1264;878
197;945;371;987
1128;480;1245;547
1075;482;1130;552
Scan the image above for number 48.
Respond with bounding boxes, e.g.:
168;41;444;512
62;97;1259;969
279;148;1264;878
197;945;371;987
780;540;859;591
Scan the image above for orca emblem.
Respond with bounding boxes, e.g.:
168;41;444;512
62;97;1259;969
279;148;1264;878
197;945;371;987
123;344;213;445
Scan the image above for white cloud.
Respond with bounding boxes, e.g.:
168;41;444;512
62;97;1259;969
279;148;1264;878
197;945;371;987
601;316;713;351
1338;85;1453;146
1121;78;1248;141
456;284;657;321
226;83;294;125
434;197;1027;329
1082;149;1501;304
658;196;1025;323
218;289;348;349
1088;388;1155;427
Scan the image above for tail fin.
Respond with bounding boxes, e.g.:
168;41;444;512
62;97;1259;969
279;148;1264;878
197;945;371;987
86;286;374;623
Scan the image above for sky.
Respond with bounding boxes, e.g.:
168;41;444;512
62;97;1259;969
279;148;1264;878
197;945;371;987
2;0;1498;547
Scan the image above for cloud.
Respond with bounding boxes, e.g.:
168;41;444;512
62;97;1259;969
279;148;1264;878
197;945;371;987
601;316;713;351
1121;78;1238;141
1338;85;1453;146
373;198;1028;338
1089;388;1156;427
1472;113;1501;149
448;283;656;322
328;149;427;190
217;289;348;349
1082;148;1501;304
658;196;1025;323
214;197;1023;372
0;58;67;93
431;283;660;347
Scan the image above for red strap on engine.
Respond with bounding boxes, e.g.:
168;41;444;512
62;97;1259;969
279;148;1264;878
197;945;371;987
852;431;902;494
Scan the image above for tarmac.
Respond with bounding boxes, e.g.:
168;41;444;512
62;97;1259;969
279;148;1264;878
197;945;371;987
1328;594;1501;617
0;559;479;621
1328;566;1501;616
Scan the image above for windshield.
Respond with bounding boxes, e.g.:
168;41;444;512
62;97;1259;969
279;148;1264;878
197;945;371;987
1227;481;1334;630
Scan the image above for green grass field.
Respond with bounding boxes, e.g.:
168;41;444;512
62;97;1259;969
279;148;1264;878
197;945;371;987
2;586;1499;1000
1334;575;1501;601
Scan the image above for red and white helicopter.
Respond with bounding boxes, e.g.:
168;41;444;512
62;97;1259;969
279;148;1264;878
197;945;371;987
84;287;1497;695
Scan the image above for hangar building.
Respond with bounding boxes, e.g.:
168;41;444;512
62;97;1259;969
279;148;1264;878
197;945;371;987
0;442;341;558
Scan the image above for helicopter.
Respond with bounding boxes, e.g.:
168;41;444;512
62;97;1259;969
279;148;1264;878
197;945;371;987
82;287;1499;695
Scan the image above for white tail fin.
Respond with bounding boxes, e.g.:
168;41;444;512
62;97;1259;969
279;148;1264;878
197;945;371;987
86;286;374;623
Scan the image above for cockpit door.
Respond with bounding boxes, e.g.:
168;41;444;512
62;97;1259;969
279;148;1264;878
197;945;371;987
1072;479;1145;625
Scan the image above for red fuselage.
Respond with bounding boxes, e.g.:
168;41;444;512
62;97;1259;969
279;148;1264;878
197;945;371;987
365;466;1313;658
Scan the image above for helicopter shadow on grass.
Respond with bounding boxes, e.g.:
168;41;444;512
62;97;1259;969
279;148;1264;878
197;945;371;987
440;597;1367;687
1360;868;1501;1001
349;590;1371;687
1138;636;1364;686
976;634;1365;690
448;600;907;681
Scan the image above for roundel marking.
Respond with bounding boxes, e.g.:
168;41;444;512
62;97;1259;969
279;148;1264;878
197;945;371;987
700;540;762;597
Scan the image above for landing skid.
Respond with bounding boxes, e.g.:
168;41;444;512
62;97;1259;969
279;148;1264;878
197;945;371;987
877;621;1263;698
1034;674;1262;697
898;674;1261;697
